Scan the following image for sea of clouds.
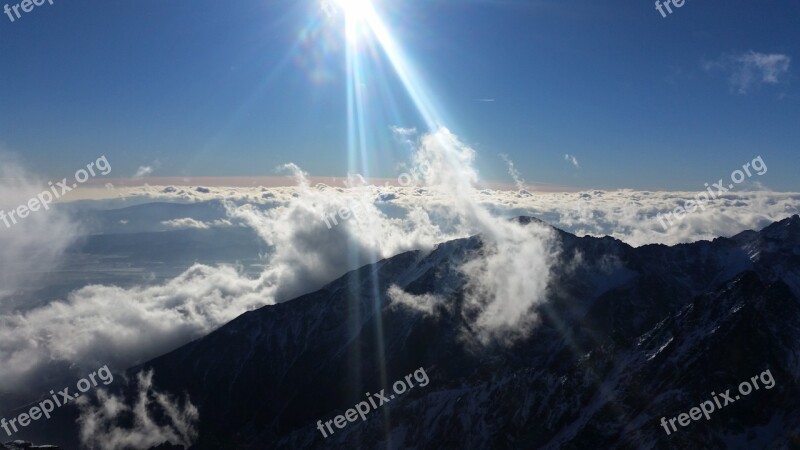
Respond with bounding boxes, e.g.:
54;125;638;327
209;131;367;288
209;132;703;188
0;131;798;445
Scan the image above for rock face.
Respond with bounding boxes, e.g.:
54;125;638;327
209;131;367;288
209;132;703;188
132;215;800;449
1;441;61;450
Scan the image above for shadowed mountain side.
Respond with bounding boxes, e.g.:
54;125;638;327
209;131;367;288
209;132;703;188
113;216;800;449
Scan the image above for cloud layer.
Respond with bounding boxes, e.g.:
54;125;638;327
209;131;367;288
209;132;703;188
0;131;798;403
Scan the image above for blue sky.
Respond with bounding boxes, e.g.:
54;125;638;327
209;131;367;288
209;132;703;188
0;0;797;190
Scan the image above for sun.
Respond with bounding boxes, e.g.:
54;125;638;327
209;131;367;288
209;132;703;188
332;0;371;21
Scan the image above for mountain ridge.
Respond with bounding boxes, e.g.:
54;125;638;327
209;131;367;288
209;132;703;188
102;215;800;449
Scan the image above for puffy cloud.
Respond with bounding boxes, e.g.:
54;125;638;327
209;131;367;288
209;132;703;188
0;264;266;391
77;370;199;450
704;51;791;94
225;163;456;303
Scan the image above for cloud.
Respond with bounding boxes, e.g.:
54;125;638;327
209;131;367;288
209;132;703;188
77;369;199;450
225;162;456;303
388;285;446;317
461;220;557;345
160;218;233;229
475;98;496;102
390;126;418;137
0;264;266;392
402;128;560;345
564;154;580;169
0;150;462;395
704;51;791;94
134;160;161;178
390;126;419;148
0;128;559;395
499;153;529;194
545;189;798;247
0;152;82;304
133;166;154;178
1;132;799;401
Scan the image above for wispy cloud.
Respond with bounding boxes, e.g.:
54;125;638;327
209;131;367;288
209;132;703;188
405;128;559;345
134;166;154;178
390;125;419;148
564;154;580;169
390;126;418;137
704;51;791;94
499;153;529;194
134;160;162;178
77;369;199;450
475;98;496;102
388;285;446;317
160;218;233;229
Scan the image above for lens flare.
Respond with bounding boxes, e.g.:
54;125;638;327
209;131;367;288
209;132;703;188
333;0;371;21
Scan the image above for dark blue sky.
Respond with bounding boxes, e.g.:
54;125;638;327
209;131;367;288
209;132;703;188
0;0;797;190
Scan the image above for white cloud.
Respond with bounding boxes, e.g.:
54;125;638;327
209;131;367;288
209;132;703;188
134;160;161;178
499;153;528;194
388;285;446;317
544;189;798;247
564;154;580;169
704;51;791;94
0;152;461;394
160;218;233;229
0;152;82;304
77;369;199;450
134;166;154;178
0;264;266;391
390;126;419;148
403;128;560;345
1;133;799;400
390;126;417;136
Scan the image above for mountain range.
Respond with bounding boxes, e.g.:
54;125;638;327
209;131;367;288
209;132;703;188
107;215;800;449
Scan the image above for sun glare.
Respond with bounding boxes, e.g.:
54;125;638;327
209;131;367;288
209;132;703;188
333;0;371;20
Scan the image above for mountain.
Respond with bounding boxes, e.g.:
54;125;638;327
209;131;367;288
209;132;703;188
124;215;800;449
0;442;60;450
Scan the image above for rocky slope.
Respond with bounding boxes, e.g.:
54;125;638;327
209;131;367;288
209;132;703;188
131;215;800;449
